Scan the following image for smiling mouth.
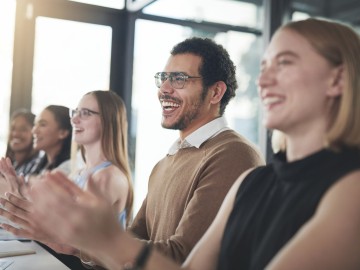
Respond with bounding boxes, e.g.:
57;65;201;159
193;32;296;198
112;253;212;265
10;138;22;144
161;101;180;111
73;127;84;134
262;96;285;110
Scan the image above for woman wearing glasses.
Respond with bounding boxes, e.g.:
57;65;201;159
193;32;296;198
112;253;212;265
69;90;133;229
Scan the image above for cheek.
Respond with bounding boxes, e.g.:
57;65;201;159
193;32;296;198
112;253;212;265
26;133;34;142
86;123;102;139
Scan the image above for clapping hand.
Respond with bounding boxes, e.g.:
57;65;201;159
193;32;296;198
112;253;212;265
0;157;26;198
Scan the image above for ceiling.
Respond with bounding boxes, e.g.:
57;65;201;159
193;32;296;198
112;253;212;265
239;0;360;26
71;0;360;27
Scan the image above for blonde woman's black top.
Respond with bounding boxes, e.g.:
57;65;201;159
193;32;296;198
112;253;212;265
218;147;360;270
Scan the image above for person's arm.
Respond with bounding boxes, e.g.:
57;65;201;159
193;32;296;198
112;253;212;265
183;169;252;270
130;196;150;238
89;165;129;213
27;171;182;270
27;167;252;270
266;170;360;269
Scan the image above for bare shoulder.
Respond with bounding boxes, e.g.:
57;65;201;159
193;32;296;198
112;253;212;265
266;170;360;269
90;165;128;191
318;169;360;217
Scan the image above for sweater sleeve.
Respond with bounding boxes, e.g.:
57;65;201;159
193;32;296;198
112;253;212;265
129;196;150;240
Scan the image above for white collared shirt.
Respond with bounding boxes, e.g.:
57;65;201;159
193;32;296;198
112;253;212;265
168;116;230;155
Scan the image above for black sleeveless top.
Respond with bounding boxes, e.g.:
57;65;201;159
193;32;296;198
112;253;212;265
217;148;360;270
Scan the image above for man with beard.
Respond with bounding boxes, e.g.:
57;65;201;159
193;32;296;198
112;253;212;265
129;37;264;263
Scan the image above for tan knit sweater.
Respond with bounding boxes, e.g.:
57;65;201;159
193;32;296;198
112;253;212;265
129;130;265;263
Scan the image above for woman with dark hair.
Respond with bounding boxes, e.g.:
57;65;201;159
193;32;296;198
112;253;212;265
30;105;72;175
0;105;72;199
5;109;39;176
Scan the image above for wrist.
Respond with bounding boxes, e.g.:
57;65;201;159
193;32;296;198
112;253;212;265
97;232;145;270
122;243;152;270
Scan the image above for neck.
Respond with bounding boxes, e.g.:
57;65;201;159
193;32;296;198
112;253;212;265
46;144;63;165
13;151;29;165
179;115;220;140
83;144;107;169
285;131;326;162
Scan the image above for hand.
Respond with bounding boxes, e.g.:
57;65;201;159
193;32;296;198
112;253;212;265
44;242;80;256
0;192;54;242
0;157;26;198
29;171;123;256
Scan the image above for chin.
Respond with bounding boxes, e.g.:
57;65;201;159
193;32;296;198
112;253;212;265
263;117;282;130
161;123;176;130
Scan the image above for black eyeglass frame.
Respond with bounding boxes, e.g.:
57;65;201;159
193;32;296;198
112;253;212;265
154;72;202;89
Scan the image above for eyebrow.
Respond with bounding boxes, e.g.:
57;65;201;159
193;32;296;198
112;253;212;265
261;50;300;66
78;107;97;111
275;50;300;59
36;119;47;124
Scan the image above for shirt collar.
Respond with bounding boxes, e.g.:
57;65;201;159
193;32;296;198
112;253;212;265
168;116;229;155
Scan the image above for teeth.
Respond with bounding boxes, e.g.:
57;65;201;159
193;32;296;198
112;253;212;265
161;101;180;108
11;138;21;143
263;96;283;105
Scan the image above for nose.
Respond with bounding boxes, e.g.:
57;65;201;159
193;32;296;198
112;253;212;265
11;128;19;137
71;113;80;124
257;65;276;90
158;78;174;95
32;125;38;134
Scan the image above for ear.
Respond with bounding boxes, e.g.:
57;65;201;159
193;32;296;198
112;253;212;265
58;129;70;140
327;65;344;97
209;81;227;105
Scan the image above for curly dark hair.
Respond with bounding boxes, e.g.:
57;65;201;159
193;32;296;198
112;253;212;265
171;37;238;115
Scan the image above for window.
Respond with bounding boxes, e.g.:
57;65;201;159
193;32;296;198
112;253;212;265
31;17;112;114
0;0;16;155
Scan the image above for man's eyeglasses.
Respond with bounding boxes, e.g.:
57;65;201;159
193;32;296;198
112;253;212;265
70;108;100;119
154;72;202;89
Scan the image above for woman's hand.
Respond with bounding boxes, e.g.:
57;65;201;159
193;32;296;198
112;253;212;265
0;157;26;198
44;242;80;257
0;192;54;242
29;171;122;255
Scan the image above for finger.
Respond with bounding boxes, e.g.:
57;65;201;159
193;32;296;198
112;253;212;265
19;183;32;200
29;177;74;225
5;157;15;171
0;157;16;178
49;171;84;198
0;223;34;239
0;158;5;173
0;195;32;231
0;206;31;229
5;192;32;212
